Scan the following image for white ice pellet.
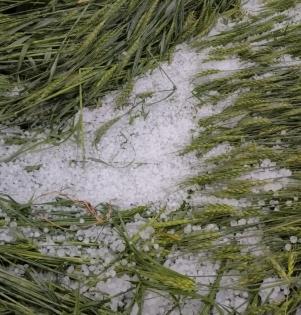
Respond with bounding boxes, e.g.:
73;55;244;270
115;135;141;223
285;243;292;251
247;217;259;225
9;221;17;228
259;277;289;304
205;224;219;231
184;224;192;234
139;226;154;240
286;200;293;206
237;219;247;226
143;245;150;252
192;225;202;232
67;265;75;273
4;217;11;224
160;213;167;220
290;236;298;244
57;249;65;257
230;220;237;227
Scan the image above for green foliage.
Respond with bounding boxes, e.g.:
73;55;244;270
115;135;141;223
183;2;301;312
0;0;239;143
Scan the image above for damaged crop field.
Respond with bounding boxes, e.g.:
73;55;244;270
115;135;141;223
0;0;301;314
